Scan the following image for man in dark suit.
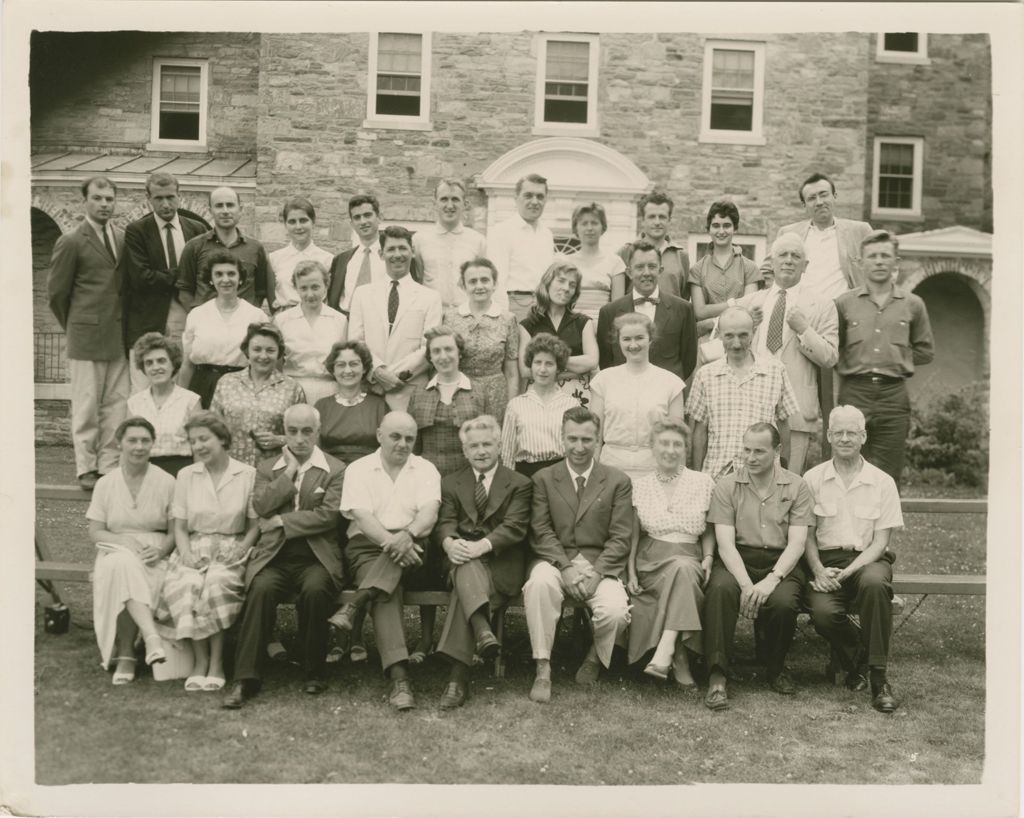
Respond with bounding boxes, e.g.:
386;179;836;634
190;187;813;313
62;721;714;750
223;404;346;708
47;176;129;490
122;172;207;391
596;239;698;384
522;406;633;703
434;415;533;709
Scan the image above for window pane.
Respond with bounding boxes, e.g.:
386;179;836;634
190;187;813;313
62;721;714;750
158;65;201;140
544;98;588;124
878;142;916;209
880;143;914;175
378;33;422;74
376;93;421;116
712;49;754;90
710;95;753;131
883;33;919;53
546;40;589;82
878;177;913;209
159;112;199;141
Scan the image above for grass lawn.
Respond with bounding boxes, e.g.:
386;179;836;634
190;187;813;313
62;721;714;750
33;446;987;785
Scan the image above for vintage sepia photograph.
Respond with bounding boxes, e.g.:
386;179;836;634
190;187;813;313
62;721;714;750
2;2;1021;816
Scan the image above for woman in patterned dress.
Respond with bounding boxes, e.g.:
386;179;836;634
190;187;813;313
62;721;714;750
127;333;201;476
441;257;518;423
564;202;627;318
157;411;259;691
273;259;348;405
88;417;175;684
210;321;306;466
626;416;716;687
518;260;599;407
589;312;686;482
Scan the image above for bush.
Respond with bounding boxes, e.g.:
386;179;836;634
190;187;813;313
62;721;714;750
905;381;989;488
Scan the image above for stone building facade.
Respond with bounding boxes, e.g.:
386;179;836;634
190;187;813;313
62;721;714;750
28;30;992;441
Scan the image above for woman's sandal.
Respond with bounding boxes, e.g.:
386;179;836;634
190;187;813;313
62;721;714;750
112;657;137;685
144;634;166;666
184;675;206;692
202;675;226;692
644;662;671;681
349;644;369;663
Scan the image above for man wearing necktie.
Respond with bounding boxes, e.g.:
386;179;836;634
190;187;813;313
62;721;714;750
595;240;698;383
47;176;129;490
523;406;633;702
736;233;839;474
122;172;207;392
434;415;532;708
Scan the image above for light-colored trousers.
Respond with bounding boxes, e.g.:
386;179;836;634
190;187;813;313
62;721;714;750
522;560;630;667
68;357;129;476
788;430;811;476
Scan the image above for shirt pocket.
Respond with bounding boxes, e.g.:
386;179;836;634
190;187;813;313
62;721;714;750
775;496;795;524
891;319;911;347
813;502;838;519
854;504;881;522
845;318;870;346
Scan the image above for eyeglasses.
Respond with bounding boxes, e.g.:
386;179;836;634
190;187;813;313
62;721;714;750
828;430;864;440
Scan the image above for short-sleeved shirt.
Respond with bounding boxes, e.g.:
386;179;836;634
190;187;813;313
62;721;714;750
567;250;626;293
273;304;348;381
172;458;257;534
633;469;715;543
87;466;176;534
688;249;761;304
802;457;904;551
413;223;487;307
126;385;201;458
500;387;579;467
182;298;268;367
686;354;800;480
268;242;335;309
340;449;442;537
707;466;815;550
590;364;685;450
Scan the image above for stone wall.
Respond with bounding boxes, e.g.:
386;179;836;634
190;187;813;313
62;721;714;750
866;33;992;233
35;401;71;445
31;31;260;154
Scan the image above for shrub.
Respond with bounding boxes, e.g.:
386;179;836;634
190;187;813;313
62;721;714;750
905;381;989;488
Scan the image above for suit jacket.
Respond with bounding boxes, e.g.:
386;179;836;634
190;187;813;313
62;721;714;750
596;292;698;383
760;218;873;290
246;451;347;590
738;286;839;431
436;464;533;597
327;243;424;313
123;211;207;346
529;460;633;579
348;276;443;388
47;220;126;360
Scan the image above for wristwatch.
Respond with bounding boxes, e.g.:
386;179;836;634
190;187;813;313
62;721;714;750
770;568;786;581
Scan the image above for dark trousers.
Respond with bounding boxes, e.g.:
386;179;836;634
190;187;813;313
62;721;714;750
806;550;894;669
703;547;807;678
515;458;563;479
436;559;506;667
838;376;910;488
189;363;244;409
233;539;334;682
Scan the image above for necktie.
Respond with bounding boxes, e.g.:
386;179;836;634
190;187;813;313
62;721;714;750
356;247;372;288
387;279;400;332
474;472;488;518
100;225;115;262
165;223;178;269
575;474;586;500
766;288;787;354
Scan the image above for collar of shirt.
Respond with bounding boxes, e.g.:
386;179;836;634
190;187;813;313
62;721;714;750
710;352;773;377
472;461;500;492
426;371;473;391
514;213;545;233
431;222;465;236
638;232;684;251
84;216;108;240
769;281;803;303
854;285;906;301
807;221;837;235
821;456;878;490
190;456;249;481
456;300;502;317
567;460;595;485
335;391;367;407
273;445;329;474
156;214;182;233
731;465;793;486
245;369;287;390
630;286;662;301
372;448;424;474
386;273;417;293
206;229;246;248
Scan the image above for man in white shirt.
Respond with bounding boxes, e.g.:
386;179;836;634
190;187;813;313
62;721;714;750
738;233;839;473
334;412;442;711
486;173;554;320
326;193;389;314
348;226;443;411
413;179;487;308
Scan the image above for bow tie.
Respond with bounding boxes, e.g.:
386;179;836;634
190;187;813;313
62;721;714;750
634;296;658;306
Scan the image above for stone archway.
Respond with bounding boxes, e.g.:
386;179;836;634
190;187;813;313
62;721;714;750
475;137;652;250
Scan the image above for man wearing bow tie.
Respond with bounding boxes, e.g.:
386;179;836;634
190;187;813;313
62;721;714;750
595;240;698;383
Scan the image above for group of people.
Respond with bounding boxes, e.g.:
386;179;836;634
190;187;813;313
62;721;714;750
46;165;934;715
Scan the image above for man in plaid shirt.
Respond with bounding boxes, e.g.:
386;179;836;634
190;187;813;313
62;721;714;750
688;307;800;478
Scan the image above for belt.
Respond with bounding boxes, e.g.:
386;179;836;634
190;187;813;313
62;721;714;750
507;290;534;296
194;363;245;374
847;373;905;385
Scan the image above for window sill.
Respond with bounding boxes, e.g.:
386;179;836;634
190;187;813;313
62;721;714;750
532;123;600;138
699;130;766;146
145;141;209;153
871;209;925;222
875;54;931;65
361;118;433;132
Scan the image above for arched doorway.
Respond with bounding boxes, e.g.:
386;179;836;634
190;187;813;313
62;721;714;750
910;272;985;401
32;208;66;383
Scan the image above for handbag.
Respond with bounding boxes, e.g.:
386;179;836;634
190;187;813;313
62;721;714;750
151;636;195;681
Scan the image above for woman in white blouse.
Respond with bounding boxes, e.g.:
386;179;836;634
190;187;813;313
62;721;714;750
589;312;686;482
626;416;716;687
565;202;626;317
273;259;348;404
177;251;267;408
127;333;200;476
268;197;335;312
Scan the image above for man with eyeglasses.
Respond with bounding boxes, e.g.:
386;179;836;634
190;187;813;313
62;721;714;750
801;405;904;713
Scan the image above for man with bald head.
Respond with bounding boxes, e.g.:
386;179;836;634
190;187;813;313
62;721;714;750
687;306;800;479
333;411;442;711
802;405;904;713
736;233;838;473
223;404;347;708
175;185;273;311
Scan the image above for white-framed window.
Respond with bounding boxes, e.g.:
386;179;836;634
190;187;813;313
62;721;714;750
364;32;432;130
700;40;766;146
876;33;930;64
533;33;600;136
872;137;925;218
149;58;208;149
687;235;768;268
